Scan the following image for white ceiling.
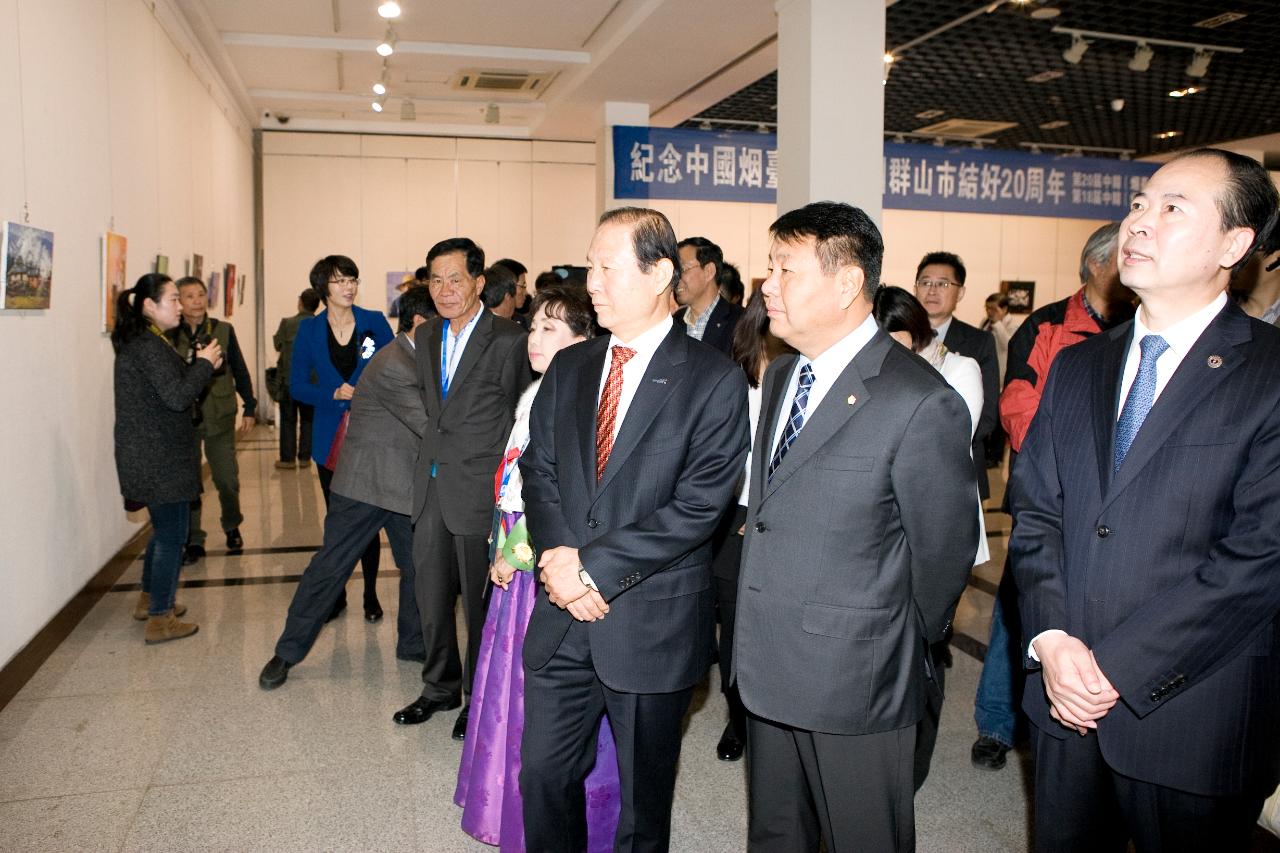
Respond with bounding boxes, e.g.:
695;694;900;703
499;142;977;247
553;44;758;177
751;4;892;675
178;0;780;140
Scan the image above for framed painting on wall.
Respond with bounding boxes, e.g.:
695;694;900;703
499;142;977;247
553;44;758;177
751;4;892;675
1;221;54;310
224;263;237;316
208;271;220;308
1001;280;1036;315
238;274;246;305
102;231;128;332
155;254;169;275
191;253;204;280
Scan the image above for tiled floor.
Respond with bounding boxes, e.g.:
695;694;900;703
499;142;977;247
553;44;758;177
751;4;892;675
0;433;1037;851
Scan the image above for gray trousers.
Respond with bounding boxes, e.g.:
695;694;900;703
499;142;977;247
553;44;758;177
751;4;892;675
188;424;241;545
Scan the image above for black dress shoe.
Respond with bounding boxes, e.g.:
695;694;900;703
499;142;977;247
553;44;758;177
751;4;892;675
259;655;292;690
226;528;244;552
971;736;1010;771
716;722;745;762
452;704;470;741
364;599;383;623
325;595;347;623
393;695;461;726
182;544;205;566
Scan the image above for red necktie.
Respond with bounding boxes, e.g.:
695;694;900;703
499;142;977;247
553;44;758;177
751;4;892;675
595;346;637;481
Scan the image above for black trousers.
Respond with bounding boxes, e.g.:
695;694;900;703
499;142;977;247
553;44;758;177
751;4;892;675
273;492;421;663
1033;726;1265;853
412;484;489;703
748;715;916;853
913;639;948;791
711;504;748;738
316;465;380;605
521;621;692;853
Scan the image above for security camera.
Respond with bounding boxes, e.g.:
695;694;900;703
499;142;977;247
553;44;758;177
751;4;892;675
1110;99;1125;112
276;113;291;125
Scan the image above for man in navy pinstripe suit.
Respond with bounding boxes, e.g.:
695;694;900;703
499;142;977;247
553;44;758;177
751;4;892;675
1011;148;1280;851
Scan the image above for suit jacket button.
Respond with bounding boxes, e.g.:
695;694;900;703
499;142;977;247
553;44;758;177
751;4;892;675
1096;525;1111;538
587;518;599;529
754;522;766;533
1150;691;1161;702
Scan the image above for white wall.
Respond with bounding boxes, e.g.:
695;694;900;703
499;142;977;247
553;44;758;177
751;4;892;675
0;0;256;667
261;132;597;329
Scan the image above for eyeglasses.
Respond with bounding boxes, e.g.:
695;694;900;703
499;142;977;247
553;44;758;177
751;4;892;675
680;262;702;273
915;279;960;290
328;276;360;287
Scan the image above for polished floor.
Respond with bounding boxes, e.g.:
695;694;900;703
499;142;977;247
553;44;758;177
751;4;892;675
0;430;1036;851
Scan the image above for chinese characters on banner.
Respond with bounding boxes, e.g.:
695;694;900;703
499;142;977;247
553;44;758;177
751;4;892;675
612;126;1159;220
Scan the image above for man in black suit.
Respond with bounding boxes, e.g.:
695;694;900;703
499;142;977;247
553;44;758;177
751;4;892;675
914;251;998;500
519;208;749;852
674;236;743;355
734;202;978;852
393;238;532;737
1012;148;1280;851
257;288;437;689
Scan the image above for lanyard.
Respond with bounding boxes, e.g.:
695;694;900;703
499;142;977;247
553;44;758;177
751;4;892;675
440;311;480;400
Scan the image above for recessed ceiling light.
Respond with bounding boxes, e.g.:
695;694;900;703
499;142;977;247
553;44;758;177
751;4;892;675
1031;6;1062;19
883;53;895;64
1194;11;1247;29
1154;130;1181;140
377;2;401;19
1169;86;1206;98
915;109;945;120
371;100;383;113
1039;120;1070;130
1027;70;1065;83
372;82;386;95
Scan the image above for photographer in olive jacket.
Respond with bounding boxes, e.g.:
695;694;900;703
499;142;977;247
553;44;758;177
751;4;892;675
169;276;257;560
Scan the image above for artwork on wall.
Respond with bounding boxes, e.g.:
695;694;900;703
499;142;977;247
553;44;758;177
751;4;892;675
208;271;221;308
102;232;128;332
386;270;412;315
191;253;204;280
224;263;237;316
1;222;54;310
1001;280;1036;315
155;254;169;275
238;274;246;306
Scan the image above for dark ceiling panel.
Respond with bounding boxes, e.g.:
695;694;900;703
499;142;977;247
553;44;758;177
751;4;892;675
682;0;1280;157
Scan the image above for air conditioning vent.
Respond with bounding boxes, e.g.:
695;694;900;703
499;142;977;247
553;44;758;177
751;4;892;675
914;118;1017;137
452;70;546;92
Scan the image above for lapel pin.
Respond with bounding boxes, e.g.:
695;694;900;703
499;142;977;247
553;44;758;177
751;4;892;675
847;395;857;405
652;377;669;385
1207;355;1223;369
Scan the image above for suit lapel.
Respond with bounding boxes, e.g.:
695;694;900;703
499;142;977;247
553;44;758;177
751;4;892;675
596;325;687;494
753;354;795;508
419;318;445;413
761;332;891;502
441;311;492;414
1090;325;1130;496
1102;304;1251;510
575;338;610;497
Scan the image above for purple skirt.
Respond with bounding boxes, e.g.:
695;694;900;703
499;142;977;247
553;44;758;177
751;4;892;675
454;516;621;851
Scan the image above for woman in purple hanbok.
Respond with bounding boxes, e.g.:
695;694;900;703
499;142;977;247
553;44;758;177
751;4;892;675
455;286;620;851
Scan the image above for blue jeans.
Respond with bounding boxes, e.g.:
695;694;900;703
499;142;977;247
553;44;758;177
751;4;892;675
143;502;189;616
973;562;1023;747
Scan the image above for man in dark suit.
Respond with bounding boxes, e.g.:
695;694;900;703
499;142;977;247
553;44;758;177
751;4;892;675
674;236;743;355
734;202;977;852
257;288;437;688
393;238;532;737
519;208;749;852
1011;148;1280;851
914;251;998;499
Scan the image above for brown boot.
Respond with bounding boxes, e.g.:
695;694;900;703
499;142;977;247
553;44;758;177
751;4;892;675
144;610;198;645
134;593;186;621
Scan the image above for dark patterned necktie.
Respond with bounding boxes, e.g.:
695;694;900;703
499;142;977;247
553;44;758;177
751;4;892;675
1114;334;1169;472
768;364;815;480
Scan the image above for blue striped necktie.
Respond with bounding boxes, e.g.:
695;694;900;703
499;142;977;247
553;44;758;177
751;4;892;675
769;364;815;480
1114;334;1169;472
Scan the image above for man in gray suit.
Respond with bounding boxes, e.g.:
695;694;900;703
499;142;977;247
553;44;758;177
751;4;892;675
257;288;436;689
733;202;978;852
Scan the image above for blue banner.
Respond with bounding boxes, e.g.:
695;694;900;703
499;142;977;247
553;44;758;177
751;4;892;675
612;126;1158;220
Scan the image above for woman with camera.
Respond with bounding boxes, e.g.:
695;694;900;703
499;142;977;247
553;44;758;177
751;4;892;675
112;273;224;644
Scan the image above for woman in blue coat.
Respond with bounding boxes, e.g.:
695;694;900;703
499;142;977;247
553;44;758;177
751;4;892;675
289;255;394;622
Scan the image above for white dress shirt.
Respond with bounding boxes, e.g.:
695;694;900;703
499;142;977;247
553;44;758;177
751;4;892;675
597;316;673;442
933;315;954;346
441;307;484;392
1030;291;1229;660
769;313;880;459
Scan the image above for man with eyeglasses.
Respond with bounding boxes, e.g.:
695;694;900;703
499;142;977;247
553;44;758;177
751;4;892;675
393;237;533;741
675;236;743;355
913;252;998;501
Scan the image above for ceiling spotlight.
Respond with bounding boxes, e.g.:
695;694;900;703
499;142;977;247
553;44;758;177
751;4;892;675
882;53;894;85
698;120;712;131
1169;85;1204;98
1154;130;1182;140
372;82;386;95
377;1;401;18
484;103;500;124
371;99;384;113
1128;42;1154;72
893;133;906;144
1186;49;1212;78
376;27;396;56
933;137;945;148
1028;144;1042;155
1062;33;1089;65
756;123;770;134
